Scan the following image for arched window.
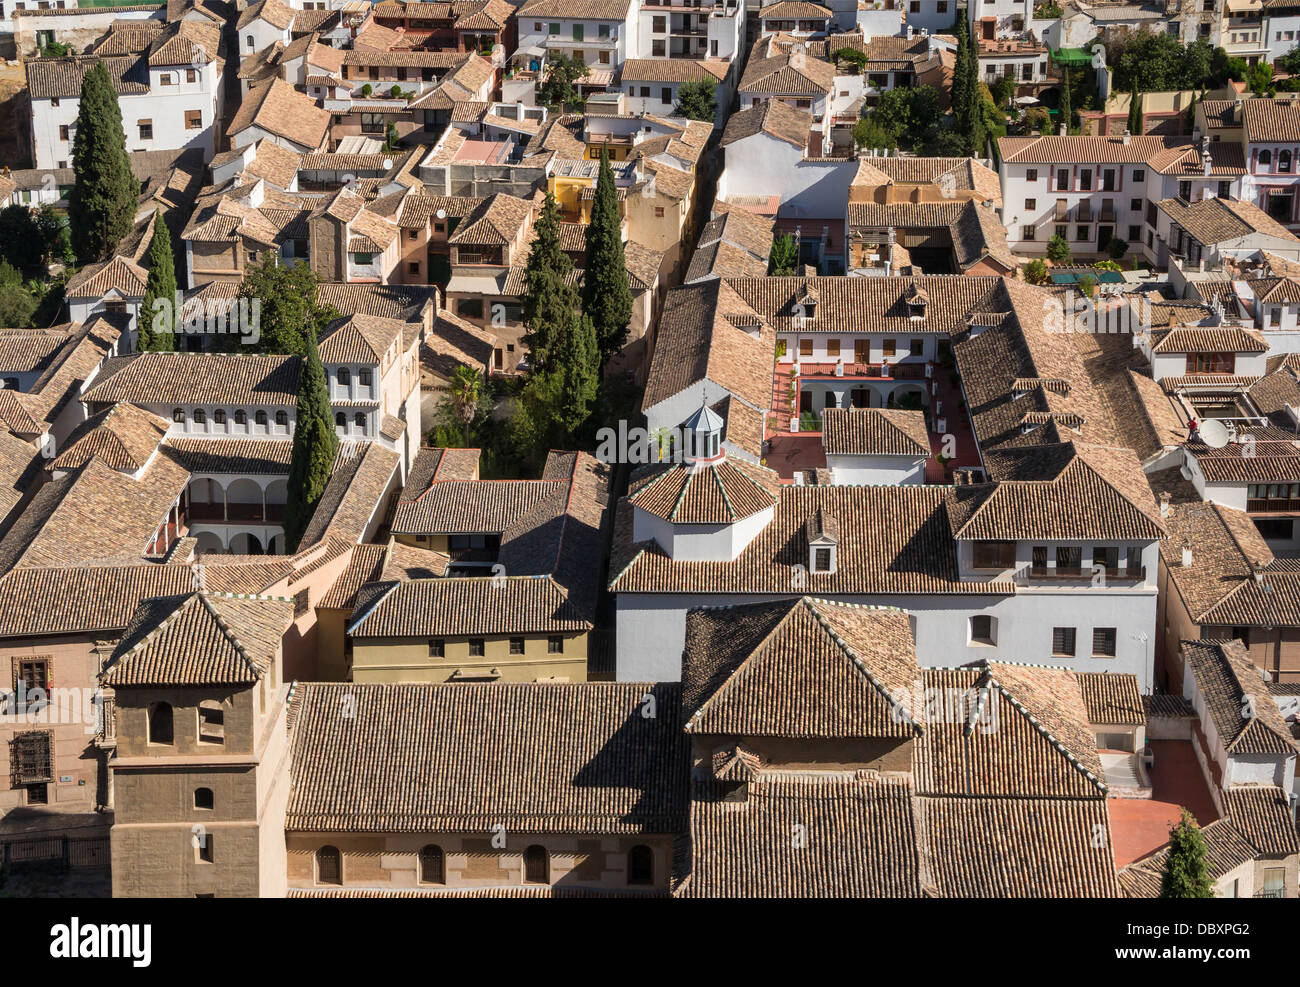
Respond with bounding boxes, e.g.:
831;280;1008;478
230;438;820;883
234;409;246;426
255;410;267;426
359;368;372;387
335;412;346;427
275;410;288;427
148;702;173;744
419;844;444;884
354;412;366;429
193;408;206;424
337;367;351;385
1282;149;1293;173
172;408;184;423
213;409;226;425
316;846;341;885
1261;149;1273;167
194;787;214;810
628;844;653;885
523;844;548;884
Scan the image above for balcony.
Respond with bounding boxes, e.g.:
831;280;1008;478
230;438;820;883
188;502;285;524
1019;564;1146;584
1246;497;1300;515
1076;202;1093;222
794;361;928;380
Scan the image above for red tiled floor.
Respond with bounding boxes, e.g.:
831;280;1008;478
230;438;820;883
1107;739;1219;868
765;433;825;480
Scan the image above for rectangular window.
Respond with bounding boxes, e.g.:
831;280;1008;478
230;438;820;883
814;547;832;571
1025;198;1037;210
654;206;665;218
970;615;995;646
1093;627;1117;657
1186;352;1235;374
653;15;665;30
662;88;672;104
1022;225;1036;240
469;639;485;657
186;69;197;83
1056;546;1082;572
1079;169;1092;191
548;22;559;35
1127;225;1140;241
1027;168;1038;182
1131;168;1144;182
293;588;309;617
14;657;49;696
972;541;1015;570
1052;627;1077;656
1056;168;1070;190
10;731;52;785
548;636;564;654
138;119;153;140
882;338;897;357
428;639;445;658
509;637;525;655
197;833;214;863
185;109;202;130
59;125;68;141
799;338;813;356
909;338;923;357
159;73;173;86
826;339;840;357
572;24;583;41
198;705;224;744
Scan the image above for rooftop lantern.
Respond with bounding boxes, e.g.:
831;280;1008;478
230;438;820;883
681;402;725;465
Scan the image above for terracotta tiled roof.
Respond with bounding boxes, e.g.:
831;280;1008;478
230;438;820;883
25;54;148;100
348;574;591;636
318;313;407;365
1119;817;1258;897
612;483;1010;596
1156;196;1300;246
738;44;836;95
1149;326;1268;354
0;563;196;638
238;0;296;30
821;408;929;457
447;193;533;246
82;352;301;407
1182;638;1298;755
847;200;1015;271
682;598;920;738
1243;97;1300;142
517;0;632;17
299;442;401;548
103;591;293;687
1222;786;1300;857
286;681;688;834
619;58;730;84
64;256;148;299
1075;672;1146;727
628;459;777;525
393;477;565;533
946;443;1165;542
1186;426;1300;484
228;78;330;150
851;156;1003;206
721;98;812;148
48;402;168;473
162;437;295;474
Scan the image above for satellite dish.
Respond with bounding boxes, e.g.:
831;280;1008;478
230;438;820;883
382;158;393;169
1197;419;1230;448
436;208;447;220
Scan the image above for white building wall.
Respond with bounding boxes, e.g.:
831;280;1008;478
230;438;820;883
826;454;926;484
719;133;856;218
517;14;638;71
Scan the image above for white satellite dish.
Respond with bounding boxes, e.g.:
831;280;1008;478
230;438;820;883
1197;418;1230;448
436;209;447;220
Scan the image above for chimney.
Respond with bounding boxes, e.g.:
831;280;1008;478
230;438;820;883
1159;492;1170;518
907;25;914;39
1058;124;1066;136
1203;145;1212;177
1121;128;1130;144
1181;540;1193;567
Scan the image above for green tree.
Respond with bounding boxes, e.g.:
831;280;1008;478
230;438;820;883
583;151;633;367
1249;60;1274;96
1105;236;1128;261
769;233;798;275
852;116;895;150
236;257;337;356
1046;234;1071;264
36;206;73;265
1024;259;1049;284
675;78;717;121
67;61;138;264
447;364;483;438
0;261;37;327
539;54;588;110
1160;809;1215;898
952;19;984;155
991;73;1016;109
1279;43;1300;76
521;193;574;373
0;206;44;272
138;210;177;352
1059;63;1072;134
282;330;339;553
1127;79;1143;136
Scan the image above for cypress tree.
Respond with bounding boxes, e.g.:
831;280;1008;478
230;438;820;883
547;308;599;444
522;193;573;374
68;60;138;264
282;330;339;553
1060;66;1073;135
582;151;633;369
1160;809;1215;899
138;210;176;352
1127;80;1143;135
953;23;971;137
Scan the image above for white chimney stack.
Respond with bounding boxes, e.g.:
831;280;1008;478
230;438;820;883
1181;541;1193;567
1121;129;1131;144
1159;492;1170;518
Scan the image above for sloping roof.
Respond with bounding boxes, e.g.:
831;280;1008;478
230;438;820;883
1182;638;1298;756
1076;672;1146;727
1119;818;1259;897
721;97;812;149
628;458;777;525
0;563;197;638
447;192;532;245
102;591;293;687
619;58;730;84
48;402;168;473
1157;195;1300;246
82;352;301;407
347;575;591;636
821;408;930;458
848;199;1016;272
681;598;920;738
25;54;148;101
318;313;407;365
286;681;688;834
227;78;330;150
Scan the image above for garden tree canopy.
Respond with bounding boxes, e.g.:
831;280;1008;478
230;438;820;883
852;116;895;151
282;328;339;553
952;19;984;155
138;211;177;352
769;233;798;275
235;257;338;356
1159;810;1215;898
0;261;38;328
869;85;945;153
1127;79;1143;135
68;61;138;264
1046;234;1071;264
582;152;633;368
539;54;588;109
1104;31;1224;92
0;206;45;272
675;78;717;121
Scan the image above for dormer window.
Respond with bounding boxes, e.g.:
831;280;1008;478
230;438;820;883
806;508;838;574
905;285;928;320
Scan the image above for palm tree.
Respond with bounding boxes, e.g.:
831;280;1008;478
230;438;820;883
448;365;482;439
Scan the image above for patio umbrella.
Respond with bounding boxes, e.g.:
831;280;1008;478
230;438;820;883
1015;95;1040;105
